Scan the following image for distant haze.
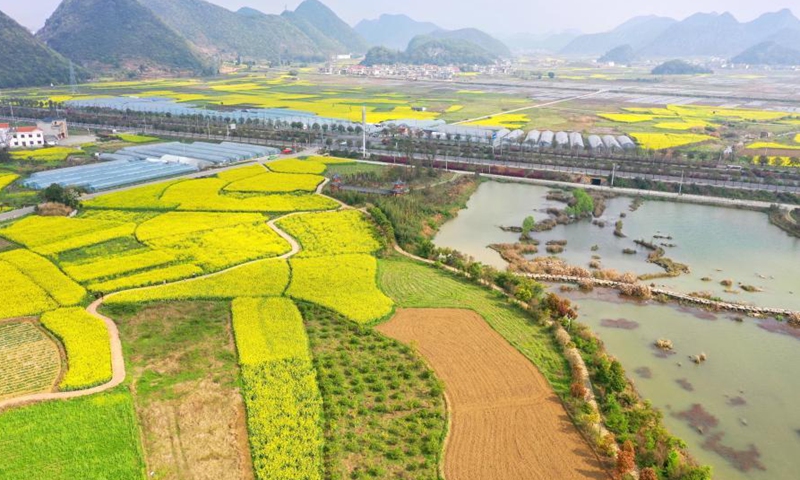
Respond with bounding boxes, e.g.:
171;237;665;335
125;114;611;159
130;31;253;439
1;0;795;36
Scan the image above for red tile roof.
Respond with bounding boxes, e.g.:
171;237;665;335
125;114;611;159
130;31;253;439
16;126;41;133
0;123;9;129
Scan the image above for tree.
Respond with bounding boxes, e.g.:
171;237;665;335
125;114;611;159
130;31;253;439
0;148;11;164
42;183;81;209
548;71;555;79
567;189;594;217
522;215;536;234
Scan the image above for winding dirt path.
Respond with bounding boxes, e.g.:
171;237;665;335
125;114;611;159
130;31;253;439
378;309;609;480
0;299;126;411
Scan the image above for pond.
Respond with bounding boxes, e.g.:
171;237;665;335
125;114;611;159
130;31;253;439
434;180;800;479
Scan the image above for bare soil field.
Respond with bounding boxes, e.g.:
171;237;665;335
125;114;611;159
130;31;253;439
378;308;609;480
107;301;254;480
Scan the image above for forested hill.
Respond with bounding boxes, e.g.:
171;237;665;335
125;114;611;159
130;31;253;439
37;0;205;74
0;9;89;89
291;0;368;53
363;36;498;66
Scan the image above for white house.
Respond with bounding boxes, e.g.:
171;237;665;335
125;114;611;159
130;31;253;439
7;126;45;149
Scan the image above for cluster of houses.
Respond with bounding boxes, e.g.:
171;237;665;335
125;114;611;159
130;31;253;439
320;63;512;81
0;119;68;150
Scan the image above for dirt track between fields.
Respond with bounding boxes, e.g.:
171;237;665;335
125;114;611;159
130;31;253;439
378;309;609;480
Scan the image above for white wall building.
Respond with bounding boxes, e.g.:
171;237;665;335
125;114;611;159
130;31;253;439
7;126;45;149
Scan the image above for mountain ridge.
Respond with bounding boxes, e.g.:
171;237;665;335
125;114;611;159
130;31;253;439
0;8;89;88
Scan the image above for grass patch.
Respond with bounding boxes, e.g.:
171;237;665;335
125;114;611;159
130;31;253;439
102;300;252;480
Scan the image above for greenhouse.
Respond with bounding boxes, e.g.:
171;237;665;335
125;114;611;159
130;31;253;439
569;132;585;149
22;141;276;192
602;135;622;151
23;159;198;192
587;135;604;150
525;130;541;144
617;136;636;150
539;131;555;148
554;131;569;147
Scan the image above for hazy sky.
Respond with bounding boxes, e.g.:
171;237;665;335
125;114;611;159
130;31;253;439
2;0;795;36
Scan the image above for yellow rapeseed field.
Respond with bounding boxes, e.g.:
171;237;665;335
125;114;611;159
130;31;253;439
0;173;19;191
630;133;715;150
598;113;655;123
267;159;327;175
288;254;394;324
746;142;800;151
277;210;381;258
0;216;136;255
11;147;85;163
62;250;177;283
106;259;290;304
0;249;86;306
0;261;58;319
231;298;311;365
135;212;266;241
224;172;325;194
40;308;112;391
88;263;203;293
231;297;324;480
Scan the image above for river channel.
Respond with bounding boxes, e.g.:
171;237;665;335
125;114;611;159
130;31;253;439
434;180;800;479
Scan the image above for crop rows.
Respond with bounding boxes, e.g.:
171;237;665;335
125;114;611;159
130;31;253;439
147;222;290;271
40;308;112;391
0;321;61;400
106;259;290;304
232;298;324;480
0;249;86;306
277;210;382;258
62;250;177;282
88;263;203;293
224;172;325;193
0;261;58;319
0;216;136;255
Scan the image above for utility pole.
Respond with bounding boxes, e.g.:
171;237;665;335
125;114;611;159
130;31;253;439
679;169;685;196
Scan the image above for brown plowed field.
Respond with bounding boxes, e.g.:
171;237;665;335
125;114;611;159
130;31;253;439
378;309;609;480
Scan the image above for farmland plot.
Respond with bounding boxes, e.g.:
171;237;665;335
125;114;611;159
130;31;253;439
0;389;146;480
379;309;606;480
40;308;112;391
0;321;61;401
232;298;324;480
277;210;382;258
288;254;394;324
